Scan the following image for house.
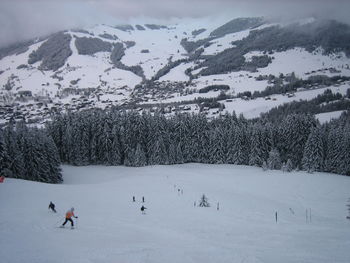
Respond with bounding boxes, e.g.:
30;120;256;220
18;90;32;98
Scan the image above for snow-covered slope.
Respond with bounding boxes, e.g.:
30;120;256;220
1;164;350;263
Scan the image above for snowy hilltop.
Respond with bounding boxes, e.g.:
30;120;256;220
0;16;350;125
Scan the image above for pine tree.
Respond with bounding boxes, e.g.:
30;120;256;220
231;125;248;165
282;159;294;172
249;124;269;167
0;129;12;177
175;142;184;164
133;143;147;167
208;127;225;164
324;126;342;173
124;147;135;167
100;122;113;165
110;125;122;165
199;194;210;207
267;148;282;170
262;161;268;171
337;125;350;175
302;127;324;173
148;138;168;165
4;123;25;179
278;114;316;169
42;132;63;183
168;143;177;165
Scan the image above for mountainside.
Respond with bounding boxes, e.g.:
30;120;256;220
0;17;350;125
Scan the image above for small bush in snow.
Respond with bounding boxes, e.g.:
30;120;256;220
199;194;210;207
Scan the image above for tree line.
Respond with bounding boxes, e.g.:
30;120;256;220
46;109;350;175
0;122;62;183
1;109;349;184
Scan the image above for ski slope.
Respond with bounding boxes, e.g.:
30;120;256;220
1;164;350;263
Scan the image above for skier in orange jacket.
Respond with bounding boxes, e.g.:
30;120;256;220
61;207;78;228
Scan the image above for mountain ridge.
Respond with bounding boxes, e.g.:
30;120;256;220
0;16;350;125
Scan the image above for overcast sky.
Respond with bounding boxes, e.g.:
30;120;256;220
1;0;350;48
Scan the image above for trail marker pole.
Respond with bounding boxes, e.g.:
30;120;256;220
275;212;277;223
306;209;308;223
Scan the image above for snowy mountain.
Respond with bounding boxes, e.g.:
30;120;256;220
0;17;350;125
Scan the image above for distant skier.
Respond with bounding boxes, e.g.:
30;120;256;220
133;196;136;202
142;196;145;203
61;207;78;228
141;205;147;214
48;201;56;213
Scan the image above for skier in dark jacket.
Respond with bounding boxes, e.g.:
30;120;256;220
48;201;56;213
141;205;147;214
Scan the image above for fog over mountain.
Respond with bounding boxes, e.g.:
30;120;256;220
1;0;350;48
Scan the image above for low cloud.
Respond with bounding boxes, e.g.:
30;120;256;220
0;0;349;48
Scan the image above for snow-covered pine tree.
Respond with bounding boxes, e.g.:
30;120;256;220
0;129;12;177
302;126;324;173
249;123;269;167
278;114;316;169
208;127;226;164
168;142;177;165
267;148;282;170
133;143;147;167
42;131;63;183
262;161;268;171
100;121;113;165
282;159;294;172
199;194;210;207
148;138;168;165
2;124;25;179
286;159;293;172
336;125;350;176
46;114;66;162
324;126;342;173
231;125;248;165
175;142;184;164
123;146;135;167
226;123;237;164
110;124;122;165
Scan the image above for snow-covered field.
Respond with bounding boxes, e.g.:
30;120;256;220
1;164;350;263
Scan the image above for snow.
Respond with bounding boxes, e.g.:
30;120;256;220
1;164;350;263
248;48;350;79
222;83;350;119
315;110;347;124
1;18;350;123
159;62;195;82
202;30;250;55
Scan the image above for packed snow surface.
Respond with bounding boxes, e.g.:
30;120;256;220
1;164;350;263
315;110;347;124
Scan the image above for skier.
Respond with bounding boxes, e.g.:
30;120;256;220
141;205;147;214
142;196;145;203
133;196;135;202
48;201;56;213
61;207;78;228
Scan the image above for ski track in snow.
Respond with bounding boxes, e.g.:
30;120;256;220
1;164;350;263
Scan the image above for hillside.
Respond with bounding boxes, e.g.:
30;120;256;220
0;17;350;125
1;164;349;263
